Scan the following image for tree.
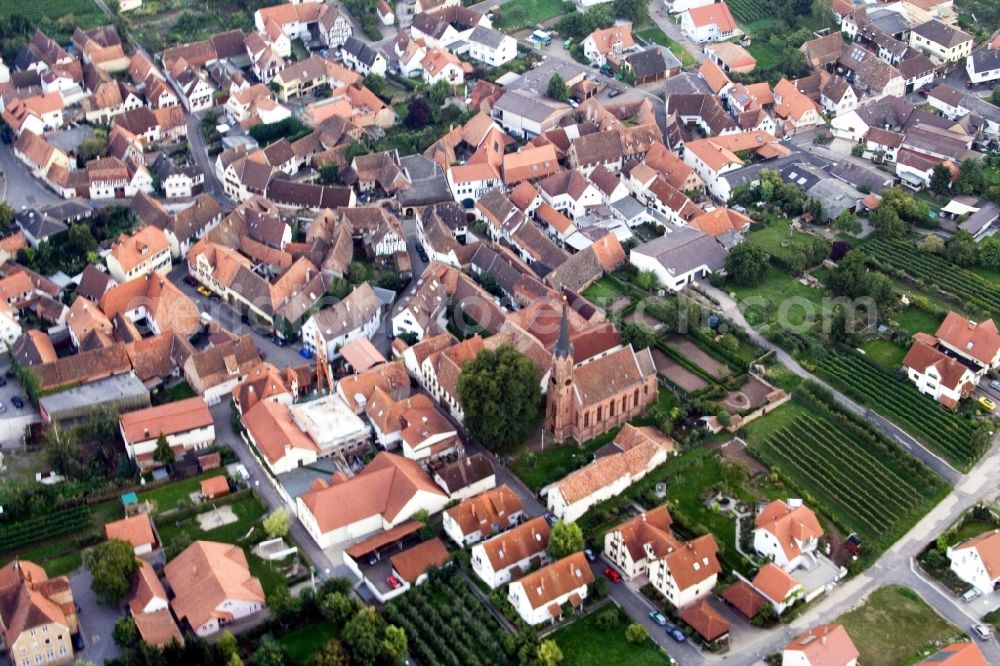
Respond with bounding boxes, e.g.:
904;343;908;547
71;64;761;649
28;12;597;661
918;234;945;254
979;234;1000;270
381;625;408;666
405;98;433;128
725;243;768;286
363;73;386;97
547;520;584;559
992;87;1000;108
429;79;451;106
78;135;109;161
634;269;659;291
546;73;568;102
0;202;13;235
267;585;302;626
112;617;139;647
870;205;907;238
84;539;140;605
955;158;985;196
251;635;287;666
153;432;173;466
217;631;238;659
621;321;656;351
311;640;350;666
457;345;541;451
537;640;564;666
342;607;386;666
625;623;648;644
319;591;359;625
613;0;648;23
226;654;245;666
930;164;952;196
944;230;978;267
834;210;861;235
263;508;290;539
318;163;339;185
43;425;84;479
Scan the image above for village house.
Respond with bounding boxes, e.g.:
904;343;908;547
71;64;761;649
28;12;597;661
296;452;449;548
182;334;263;403
546;424;675;523
908;19;972;65
466;26;517;67
442;485;524;546
341;37;387;76
106;225;172;283
507;552;595;625
782;624;860;666
119;396;216;470
0;560;78;666
947;530;1000;594
754;499;824;570
471;516;551;588
104;513;158;556
582;24;637;67
629;228;728;291
165;541;265;636
752;563;805;614
433;453;496;499
967;49;1000;85
681;2;740;43
916;643;989;666
903;333;977;409
301;282;382;360
604;505;721;608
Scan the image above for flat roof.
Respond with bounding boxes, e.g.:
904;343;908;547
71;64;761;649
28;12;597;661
40;373;149;414
288;393;370;452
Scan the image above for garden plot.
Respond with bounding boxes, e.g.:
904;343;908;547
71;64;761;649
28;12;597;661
721;375;773;415
652;349;709;392
665;335;730;379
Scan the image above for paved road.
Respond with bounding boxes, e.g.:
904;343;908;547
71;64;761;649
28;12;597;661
649;6;706;65
0;141;60;211
697;281;961;484
185;112;230;204
69;569;123;665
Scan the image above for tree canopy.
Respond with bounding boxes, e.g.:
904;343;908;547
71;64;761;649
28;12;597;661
725;243;769;286
547;520;584;559
546;74;568;102
457;345;542;451
85;539;141;605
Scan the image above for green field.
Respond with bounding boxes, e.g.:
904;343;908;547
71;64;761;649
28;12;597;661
745;41;781;69
512;428;621;492
836;586;965;666
815;352;984;469
746;220;829;266
730;266;832;329
0;0;102;22
636;27;696;68
894;306;943;336
746;395;949;558
156;494;266;555
582;276;625;303
279;622;340;665
553;606;672;666
139;470;228;513
493;0;566;32
859;339;906;369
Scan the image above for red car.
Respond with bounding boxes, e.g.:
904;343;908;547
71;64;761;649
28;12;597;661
386;575;403;590
603;567;622;583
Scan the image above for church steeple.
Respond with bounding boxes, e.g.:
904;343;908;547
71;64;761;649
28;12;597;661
553;300;573;359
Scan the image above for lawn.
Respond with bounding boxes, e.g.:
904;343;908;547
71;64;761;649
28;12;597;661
152;380;197;405
746;220;829;266
635;27;696;68
278;622;339;666
582;276;625;302
139;470;227;513
156;494;267;554
0;541;82;578
730;266;832;329
247;551;298;597
894;305;943;336
552;606;672;666
860;339;906;370
836;585;965;666
493;0;566;32
746;41;781;69
512;428;621;492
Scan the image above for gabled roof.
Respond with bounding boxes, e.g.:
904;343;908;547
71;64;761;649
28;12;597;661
390;538;450;582
902;338;974;391
165;541;264;631
685;2;737;32
916;643;989;666
478;516;550;570
445;485;523;536
935;311;1000;365
678;600;730;642
754;500;823;562
511;552;594;610
950;530;1000;581
911;19;972;48
104;513;156;549
784;624;859;666
752;563;802;602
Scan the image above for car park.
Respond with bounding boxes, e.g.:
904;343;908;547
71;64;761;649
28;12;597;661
648;611;667;626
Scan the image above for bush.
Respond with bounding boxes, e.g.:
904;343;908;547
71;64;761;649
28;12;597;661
625;623;648;644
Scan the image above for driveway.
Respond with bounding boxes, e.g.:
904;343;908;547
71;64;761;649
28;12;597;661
0;359;42;449
69;569;123;665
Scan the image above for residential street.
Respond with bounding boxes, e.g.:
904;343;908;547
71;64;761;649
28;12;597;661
69;569;123;665
0;141;60;211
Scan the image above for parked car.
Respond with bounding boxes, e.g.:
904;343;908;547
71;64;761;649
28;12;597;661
11;396;23;409
72;635;85;651
299;347;315;360
0;401;7;413
972;623;992;641
603;567;621;583
664;622;687;642
183;275;199;287
845;533;862;555
367;553;379;566
991;380;1000;391
272;336;287;347
978;396;995;412
962;587;982;603
608;88;623;98
648;611;667;626
0;377;6;387
196;285;212;297
584;548;597;562
387;575;403;590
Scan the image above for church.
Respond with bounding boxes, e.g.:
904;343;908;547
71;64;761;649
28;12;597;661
545;304;659;443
